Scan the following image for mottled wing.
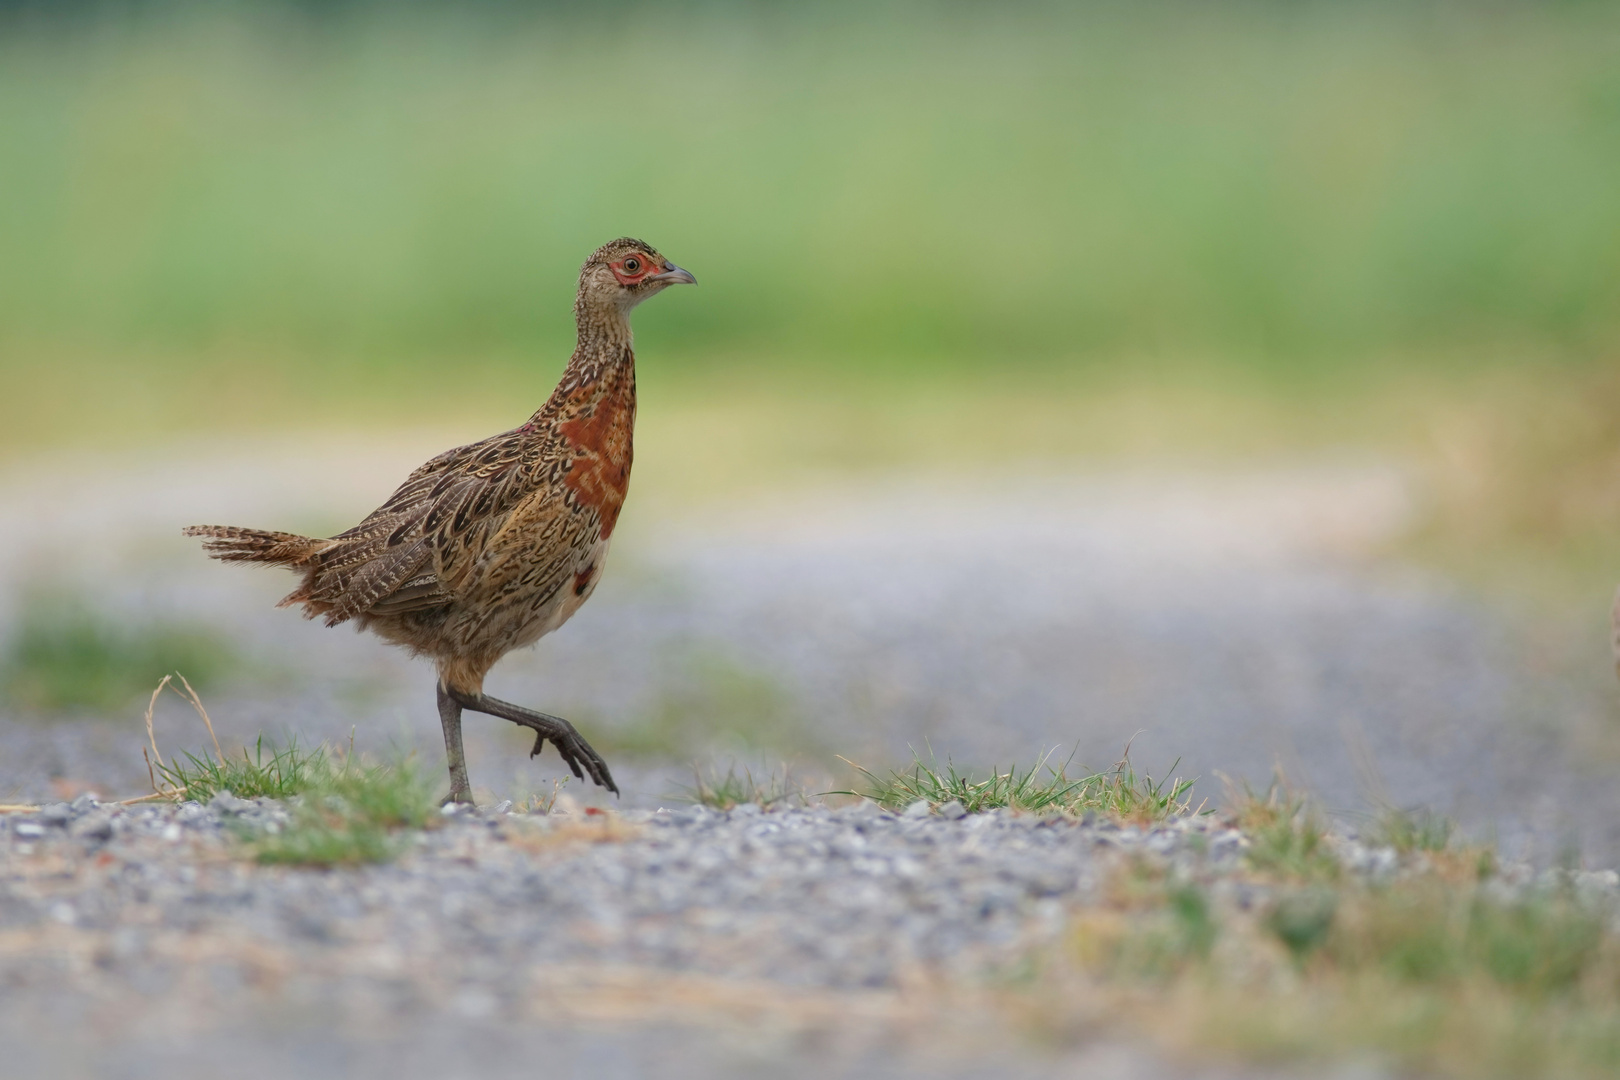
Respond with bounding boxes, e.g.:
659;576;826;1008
294;428;561;625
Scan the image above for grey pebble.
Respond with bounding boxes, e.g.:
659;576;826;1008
39;803;74;826
71;814;115;843
210;791;251;815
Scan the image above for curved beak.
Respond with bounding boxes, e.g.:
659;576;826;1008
650;261;696;285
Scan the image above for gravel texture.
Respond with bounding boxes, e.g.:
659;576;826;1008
4;447;1619;865
5;794;1617;1080
6;444;1620;1075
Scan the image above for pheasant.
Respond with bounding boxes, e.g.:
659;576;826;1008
184;238;695;804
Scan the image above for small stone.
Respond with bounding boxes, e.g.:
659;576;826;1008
210;791;250;815
39;803;73;826
14;821;45;838
490;800;513;815
938;800;967;820
902;800;931;819
70;794;99;812
72;815;114;843
731;803;762;818
1025;868;1074;897
848;799;883;818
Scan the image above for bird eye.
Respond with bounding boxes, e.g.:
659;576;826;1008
623;257;641;274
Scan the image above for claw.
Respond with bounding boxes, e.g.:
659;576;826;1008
456;690;619;795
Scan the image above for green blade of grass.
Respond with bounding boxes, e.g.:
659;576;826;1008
833;745;1201;822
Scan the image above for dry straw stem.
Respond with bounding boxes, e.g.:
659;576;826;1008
141;671;226;801
0;793;191;815
3;673;228;811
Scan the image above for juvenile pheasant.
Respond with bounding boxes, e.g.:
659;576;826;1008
185;238;695;804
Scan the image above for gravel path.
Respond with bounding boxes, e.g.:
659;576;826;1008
2;440;1617;862
5;438;1620;1075
6;795;1616;1080
0;795;1205;1079
0;794;1487;1080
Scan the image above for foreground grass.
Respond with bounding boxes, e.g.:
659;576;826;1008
155;735;325;803
837;746;1201;822
160;738;434;867
1018;789;1620;1079
251;757;435;868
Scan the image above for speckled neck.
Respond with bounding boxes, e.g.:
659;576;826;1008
559;296;635;392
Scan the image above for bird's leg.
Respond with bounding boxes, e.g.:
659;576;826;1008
436;683;475;806
446;688;619;796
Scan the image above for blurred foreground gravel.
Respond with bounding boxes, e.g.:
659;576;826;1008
0;796;1227;1080
15;794;1615;1080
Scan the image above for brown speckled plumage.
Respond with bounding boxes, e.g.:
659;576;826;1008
185;238;695;803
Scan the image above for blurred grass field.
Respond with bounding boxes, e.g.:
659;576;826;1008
3;0;1620;590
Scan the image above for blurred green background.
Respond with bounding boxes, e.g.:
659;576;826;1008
4;0;1620;585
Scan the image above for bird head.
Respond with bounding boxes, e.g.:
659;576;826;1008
577;237;696;314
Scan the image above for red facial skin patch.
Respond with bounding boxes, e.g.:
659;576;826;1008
608;254;658;286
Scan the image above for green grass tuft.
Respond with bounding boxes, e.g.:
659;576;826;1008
1069;868;1218;983
252;756;435;868
1230;779;1341;882
1267;887;1342;961
1375;806;1458;854
679;762;801;812
155;735;325;802
156;732;434;868
1320;879;1611;998
1031;784;1620;1078
836;746;1201;821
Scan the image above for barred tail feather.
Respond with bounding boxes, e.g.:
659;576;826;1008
182;524;328;567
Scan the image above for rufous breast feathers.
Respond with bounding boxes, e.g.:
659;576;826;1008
555;377;635;540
